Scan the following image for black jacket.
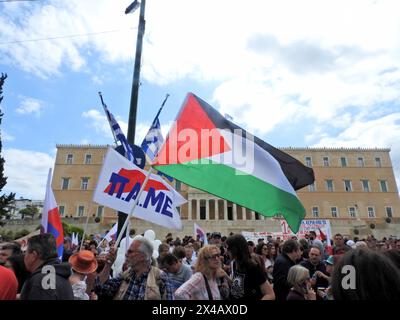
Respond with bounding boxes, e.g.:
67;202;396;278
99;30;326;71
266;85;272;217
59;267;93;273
300;260;329;289
272;253;296;301
20;258;74;300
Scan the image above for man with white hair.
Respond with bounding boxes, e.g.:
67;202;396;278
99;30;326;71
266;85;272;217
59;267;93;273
94;237;173;300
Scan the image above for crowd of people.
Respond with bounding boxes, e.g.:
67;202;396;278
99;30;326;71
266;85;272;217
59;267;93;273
0;229;400;300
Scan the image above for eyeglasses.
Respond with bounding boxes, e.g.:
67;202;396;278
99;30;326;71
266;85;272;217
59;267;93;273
206;254;220;260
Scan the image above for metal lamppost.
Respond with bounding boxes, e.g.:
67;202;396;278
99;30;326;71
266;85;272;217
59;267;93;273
117;0;147;240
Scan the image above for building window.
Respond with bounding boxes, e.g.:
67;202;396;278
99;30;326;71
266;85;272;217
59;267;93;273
97;206;104;218
305;156;312;167
175;180;181;191
375;157;382;168
361;180;370;192
323;156;330;167
340;157;347;167
326;180;334;192
227;206;233;221
344;180;352;192
367;207;375;218
255;212;260;220
66;154;73;164
385;207;393;218
77;205;85;217
59;205;65;217
357;157;365;167
308;182;316;192
85;154;92;164
331;207;338;218
312;206;319;218
348;206;356;218
379;180;388;192
61;178;70;190
200;206;206;220
81;177;89;190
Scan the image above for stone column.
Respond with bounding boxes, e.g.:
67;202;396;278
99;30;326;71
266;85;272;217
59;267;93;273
206;199;210;220
196;199;200;220
233;203;237;221
251;210;256;220
215;199;219;221
242;207;247;221
188;198;192;220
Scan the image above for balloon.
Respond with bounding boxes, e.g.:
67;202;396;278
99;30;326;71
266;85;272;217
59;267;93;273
133;235;144;241
144;229;156;241
154;239;162;247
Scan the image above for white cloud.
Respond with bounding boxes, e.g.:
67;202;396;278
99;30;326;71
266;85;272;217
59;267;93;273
15;97;43;116
3;149;55;199
81;109;128;140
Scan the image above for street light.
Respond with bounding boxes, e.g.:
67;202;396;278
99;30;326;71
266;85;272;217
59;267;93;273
116;0;146;241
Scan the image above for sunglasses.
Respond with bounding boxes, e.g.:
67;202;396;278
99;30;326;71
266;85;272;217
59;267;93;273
206;254;220;260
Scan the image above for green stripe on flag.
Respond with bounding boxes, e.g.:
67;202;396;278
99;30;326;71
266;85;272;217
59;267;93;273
155;159;306;232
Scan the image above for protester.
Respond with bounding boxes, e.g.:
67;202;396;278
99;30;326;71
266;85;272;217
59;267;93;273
182;243;197;268
226;234;275;300
157;243;170;270
69;250;98;300
62;237;73;262
0;265;18;300
94;237;173;300
174;245;230;300
286;265;316;300
331;248;400;300
20;233;74;300
0;242;21;265
273;239;301;301
333;233;351;255
300;246;329;290
161;253;192;293
5;254;29;294
383;249;400;270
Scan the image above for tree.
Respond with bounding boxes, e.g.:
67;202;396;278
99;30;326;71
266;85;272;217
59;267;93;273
19;205;40;219
0;73;15;226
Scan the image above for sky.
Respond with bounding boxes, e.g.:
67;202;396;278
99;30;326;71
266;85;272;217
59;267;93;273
1;0;400;200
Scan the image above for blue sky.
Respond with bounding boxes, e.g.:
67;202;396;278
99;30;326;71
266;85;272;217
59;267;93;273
1;0;400;200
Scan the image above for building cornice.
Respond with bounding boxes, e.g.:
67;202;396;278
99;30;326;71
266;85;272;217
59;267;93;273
56;144;112;149
279;147;391;152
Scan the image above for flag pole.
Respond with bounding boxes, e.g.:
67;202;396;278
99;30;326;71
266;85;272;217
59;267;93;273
114;166;154;248
151;93;169;126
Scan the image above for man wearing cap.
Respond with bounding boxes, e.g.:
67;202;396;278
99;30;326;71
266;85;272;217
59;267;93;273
94;237;173;300
20;233;74;300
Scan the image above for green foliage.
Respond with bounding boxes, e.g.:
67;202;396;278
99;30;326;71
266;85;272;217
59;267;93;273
62;221;84;237
0;73;15;226
19;205;39;219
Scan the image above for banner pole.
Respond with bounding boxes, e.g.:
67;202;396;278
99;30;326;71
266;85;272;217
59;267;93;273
114;166;153;248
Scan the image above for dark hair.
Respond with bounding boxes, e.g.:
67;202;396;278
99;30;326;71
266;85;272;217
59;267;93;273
6;254;29;292
226;234;256;271
27;233;58;261
172;246;186;260
309;245;322;254
255;242;266;255
161;253;179;266
1;242;22;255
331;248;400;300
282;239;300;254
383;249;400;270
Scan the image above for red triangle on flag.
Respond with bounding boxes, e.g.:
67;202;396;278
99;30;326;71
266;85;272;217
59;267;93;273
154;93;230;166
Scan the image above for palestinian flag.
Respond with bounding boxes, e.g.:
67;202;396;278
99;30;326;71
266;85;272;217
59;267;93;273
153;93;314;232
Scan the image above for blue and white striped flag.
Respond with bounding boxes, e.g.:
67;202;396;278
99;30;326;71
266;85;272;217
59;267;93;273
141;117;164;161
102;102;136;163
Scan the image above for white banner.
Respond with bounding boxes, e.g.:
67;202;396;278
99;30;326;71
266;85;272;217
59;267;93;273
280;219;332;244
93;147;186;230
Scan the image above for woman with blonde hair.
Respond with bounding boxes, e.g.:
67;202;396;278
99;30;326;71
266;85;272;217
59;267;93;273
287;265;316;300
174;245;230;300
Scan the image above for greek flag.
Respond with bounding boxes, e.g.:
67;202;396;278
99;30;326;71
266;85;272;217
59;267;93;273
102;103;135;163
141;117;164;161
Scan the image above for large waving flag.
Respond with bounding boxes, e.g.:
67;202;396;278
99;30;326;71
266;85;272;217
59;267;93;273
41;169;64;260
153;93;315;233
104;223;118;243
93;147;186;230
194;223;208;245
